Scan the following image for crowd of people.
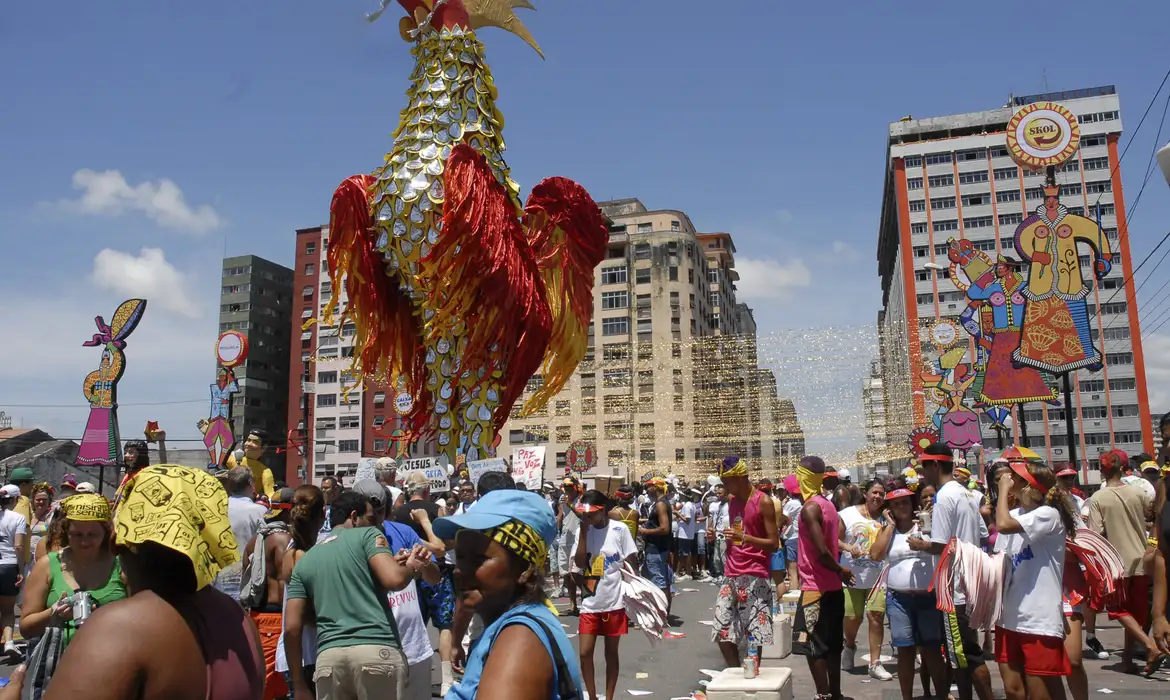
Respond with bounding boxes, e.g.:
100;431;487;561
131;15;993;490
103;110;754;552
2;424;1170;700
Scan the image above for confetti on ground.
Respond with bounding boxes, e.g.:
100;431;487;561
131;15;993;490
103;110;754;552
628;690;653;696
681;588;700;592
1097;690;1114;694
636;673;649;679
663;631;686;639
697;620;714;626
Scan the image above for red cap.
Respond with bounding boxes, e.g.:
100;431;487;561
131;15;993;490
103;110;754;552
1056;468;1077;478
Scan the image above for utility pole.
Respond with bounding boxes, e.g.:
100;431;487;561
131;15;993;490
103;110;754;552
301;357;313;485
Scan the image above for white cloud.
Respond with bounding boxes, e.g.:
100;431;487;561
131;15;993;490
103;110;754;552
1143;333;1170;414
91;248;201;318
53;169;221;233
734;256;813;300
831;240;861;262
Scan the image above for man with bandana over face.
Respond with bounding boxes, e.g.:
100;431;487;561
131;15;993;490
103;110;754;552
792;456;854;700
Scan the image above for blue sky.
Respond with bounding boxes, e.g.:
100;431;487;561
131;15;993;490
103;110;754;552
1;0;1168;460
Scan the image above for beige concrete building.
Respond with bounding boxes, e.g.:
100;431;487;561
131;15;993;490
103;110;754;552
501;198;805;482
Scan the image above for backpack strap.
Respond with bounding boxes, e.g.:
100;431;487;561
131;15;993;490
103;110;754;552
514;612;579;700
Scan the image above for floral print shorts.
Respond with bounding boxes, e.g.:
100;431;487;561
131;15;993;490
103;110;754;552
712;574;774;645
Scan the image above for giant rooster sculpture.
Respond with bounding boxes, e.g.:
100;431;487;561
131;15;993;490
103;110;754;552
325;0;608;464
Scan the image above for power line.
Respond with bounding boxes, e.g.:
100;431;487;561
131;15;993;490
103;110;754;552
1121;87;1170;229
1091;66;1170;210
0;399;207;409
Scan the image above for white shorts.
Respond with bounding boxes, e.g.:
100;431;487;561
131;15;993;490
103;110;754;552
558;529;580;575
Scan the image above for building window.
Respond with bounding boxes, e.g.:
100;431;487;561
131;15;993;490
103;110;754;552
338;440;359;453
604;421;632;440
906;178;923;190
339;415;360;429
1109;377;1136;391
635;268;651;284
958;171;989;185
603;369;631;388
927;175;953;188
908;200;926;213
555;425;571;443
994;167;1017;181
930;197;956;210
904;156;922;168
373;392;386;405
601;290;628;309
925;153;952;166
675;448;685;463
1085;180;1112;194
637;223;652;233
602;317;629;336
317;394;337;407
999;213;1023;226
963;216;993;229
302;286;313;298
608;450;627;467
932;220;958;233
961;193;991;207
911;223;927;234
672;342;682;359
600;266;627;285
634;243;651;260
304;263;316;276
318;371;338;384
996;190;1021;203
668;266;678;281
581;399;596;415
671;220;681;231
639;449;656;462
674;421;685;438
305;242;316;255
581;424;596;440
1106;352;1133;365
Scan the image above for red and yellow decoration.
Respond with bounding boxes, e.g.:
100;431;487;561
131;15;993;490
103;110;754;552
1006;102;1081;170
323;0;608;465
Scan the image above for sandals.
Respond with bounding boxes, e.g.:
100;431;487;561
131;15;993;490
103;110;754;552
1144;652;1169;677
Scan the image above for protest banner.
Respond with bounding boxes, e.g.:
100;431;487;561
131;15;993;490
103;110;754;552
396;456;450;492
355;458;377;484
511;446;546;490
467;458;507;487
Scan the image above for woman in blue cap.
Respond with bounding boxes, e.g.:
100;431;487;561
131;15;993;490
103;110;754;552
434;489;584;700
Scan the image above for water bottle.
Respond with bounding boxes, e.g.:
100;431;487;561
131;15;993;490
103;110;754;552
743;634;760;678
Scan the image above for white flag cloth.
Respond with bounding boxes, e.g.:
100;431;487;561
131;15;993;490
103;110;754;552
620;563;668;643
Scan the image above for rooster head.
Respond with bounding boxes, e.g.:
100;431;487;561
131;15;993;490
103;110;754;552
376;0;543;58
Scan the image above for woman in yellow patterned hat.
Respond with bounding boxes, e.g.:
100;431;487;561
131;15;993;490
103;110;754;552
20;493;125;654
6;466;265;700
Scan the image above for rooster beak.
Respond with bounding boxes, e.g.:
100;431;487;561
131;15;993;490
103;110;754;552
464;0;544;58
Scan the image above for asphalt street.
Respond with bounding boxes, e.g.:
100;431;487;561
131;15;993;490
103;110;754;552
1;578;1163;698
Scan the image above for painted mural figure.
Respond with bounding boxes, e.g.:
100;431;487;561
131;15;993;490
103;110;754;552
202;368;240;468
1012;183;1112;373
77;299;147;466
947;238;1059;407
922;348;982;451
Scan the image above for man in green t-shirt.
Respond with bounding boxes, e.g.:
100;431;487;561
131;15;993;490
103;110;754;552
286;489;430;700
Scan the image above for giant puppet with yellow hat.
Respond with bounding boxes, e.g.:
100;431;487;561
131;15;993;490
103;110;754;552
320;0;608;467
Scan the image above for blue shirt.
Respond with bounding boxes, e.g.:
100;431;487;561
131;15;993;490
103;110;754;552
446;602;583;700
383;520;424;553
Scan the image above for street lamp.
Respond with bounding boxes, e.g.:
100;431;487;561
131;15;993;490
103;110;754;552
923;262;946;272
1158;140;1170;188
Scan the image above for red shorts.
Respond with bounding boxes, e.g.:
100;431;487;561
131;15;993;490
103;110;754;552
995;628;1071;677
579;609;629;637
1107;575;1150;626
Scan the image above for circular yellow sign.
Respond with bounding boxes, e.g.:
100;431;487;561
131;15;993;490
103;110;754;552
1006;102;1080;169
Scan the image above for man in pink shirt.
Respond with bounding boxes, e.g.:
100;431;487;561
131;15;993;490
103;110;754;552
792;456;854;700
712;456;780;668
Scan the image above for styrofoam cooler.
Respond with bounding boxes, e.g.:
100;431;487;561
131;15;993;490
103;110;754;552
706;667;793;700
763;614;792;660
778;591;800;616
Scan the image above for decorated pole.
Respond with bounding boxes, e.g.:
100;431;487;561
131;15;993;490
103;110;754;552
1005;101;1110;470
76;299;147;495
200;331;249;471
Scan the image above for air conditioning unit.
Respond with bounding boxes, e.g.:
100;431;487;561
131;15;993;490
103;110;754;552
1092;395;1100;400
1054;448;1064;454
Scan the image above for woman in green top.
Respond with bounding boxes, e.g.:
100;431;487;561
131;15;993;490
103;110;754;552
20;494;126;649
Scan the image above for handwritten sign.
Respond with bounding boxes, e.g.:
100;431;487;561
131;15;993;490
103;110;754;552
467;458;507;487
355;457;377;484
511;446;546;490
397;456;449;492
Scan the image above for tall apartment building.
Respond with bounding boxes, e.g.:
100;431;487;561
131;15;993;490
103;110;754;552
219;255;294;479
285;226;437;488
499;198;805;480
877;86;1153;471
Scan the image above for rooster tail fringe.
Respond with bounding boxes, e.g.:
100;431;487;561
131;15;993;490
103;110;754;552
520;177;608;413
427;145;552;428
326;175;428;411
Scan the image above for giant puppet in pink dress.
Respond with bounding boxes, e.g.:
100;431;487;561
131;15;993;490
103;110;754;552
76;299;147;466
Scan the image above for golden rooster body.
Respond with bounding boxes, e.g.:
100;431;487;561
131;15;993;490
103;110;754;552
327;0;608;464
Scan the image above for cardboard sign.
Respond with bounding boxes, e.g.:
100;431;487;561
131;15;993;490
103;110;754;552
467;458;507;487
355;457;378;484
397;456;450;492
511;446;546;490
